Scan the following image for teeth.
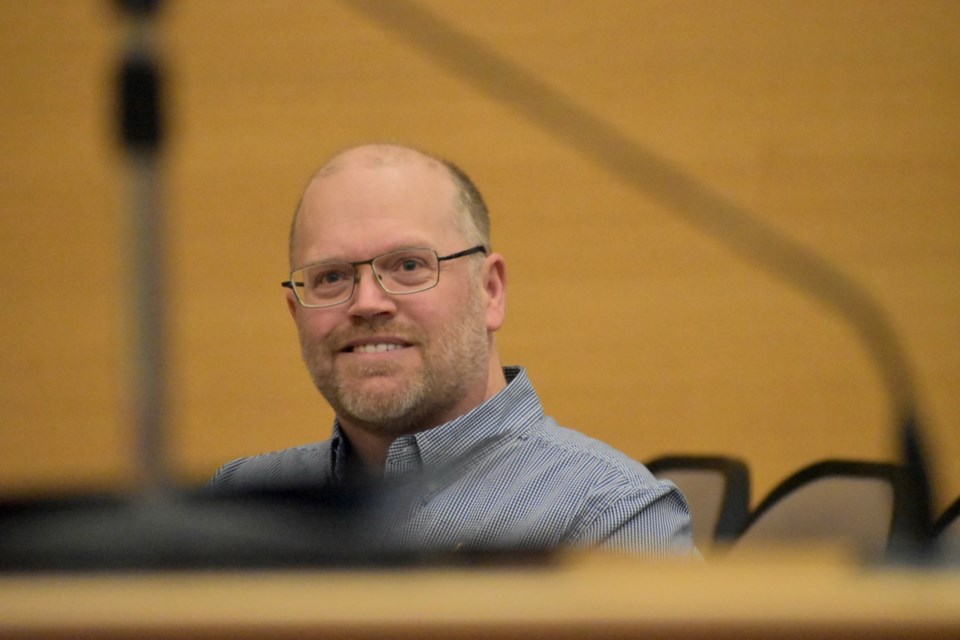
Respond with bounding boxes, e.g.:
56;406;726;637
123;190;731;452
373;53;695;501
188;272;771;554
352;343;404;354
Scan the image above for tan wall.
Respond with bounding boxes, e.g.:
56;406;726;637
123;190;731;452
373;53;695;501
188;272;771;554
2;1;958;512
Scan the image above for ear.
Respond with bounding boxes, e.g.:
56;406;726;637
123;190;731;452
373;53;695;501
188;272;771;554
286;289;300;322
481;252;507;332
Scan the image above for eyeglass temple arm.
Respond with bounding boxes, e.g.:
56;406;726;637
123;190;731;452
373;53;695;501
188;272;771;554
438;245;488;262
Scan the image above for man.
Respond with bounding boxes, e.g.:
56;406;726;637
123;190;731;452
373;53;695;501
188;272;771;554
211;143;694;556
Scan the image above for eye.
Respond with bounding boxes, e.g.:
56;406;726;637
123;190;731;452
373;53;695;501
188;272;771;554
309;265;351;288
381;252;430;273
399;258;422;272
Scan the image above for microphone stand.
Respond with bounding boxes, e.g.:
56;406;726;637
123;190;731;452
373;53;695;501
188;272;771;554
119;0;170;501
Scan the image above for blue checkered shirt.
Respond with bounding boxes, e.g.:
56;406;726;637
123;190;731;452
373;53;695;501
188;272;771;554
211;367;694;556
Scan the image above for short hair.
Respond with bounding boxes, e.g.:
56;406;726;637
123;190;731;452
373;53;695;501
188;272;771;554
288;145;491;268
439;157;490;250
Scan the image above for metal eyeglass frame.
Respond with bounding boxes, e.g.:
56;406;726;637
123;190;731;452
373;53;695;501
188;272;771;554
282;244;488;308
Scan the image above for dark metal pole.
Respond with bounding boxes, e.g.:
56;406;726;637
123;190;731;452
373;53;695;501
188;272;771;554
117;0;168;495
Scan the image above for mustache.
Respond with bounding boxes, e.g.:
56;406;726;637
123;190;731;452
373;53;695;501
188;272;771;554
325;319;423;351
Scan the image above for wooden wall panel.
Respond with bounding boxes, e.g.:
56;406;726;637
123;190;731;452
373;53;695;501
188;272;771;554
1;1;957;512
0;2;129;489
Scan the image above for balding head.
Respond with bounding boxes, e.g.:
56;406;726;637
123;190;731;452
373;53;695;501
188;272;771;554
289;144;490;269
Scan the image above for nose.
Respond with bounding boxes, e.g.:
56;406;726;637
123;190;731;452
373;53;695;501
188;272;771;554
347;264;397;318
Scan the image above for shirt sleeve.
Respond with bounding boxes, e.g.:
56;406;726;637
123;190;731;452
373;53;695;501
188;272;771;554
574;479;698;557
207;441;334;492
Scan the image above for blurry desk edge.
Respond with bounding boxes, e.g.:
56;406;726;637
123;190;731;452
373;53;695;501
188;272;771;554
1;549;959;639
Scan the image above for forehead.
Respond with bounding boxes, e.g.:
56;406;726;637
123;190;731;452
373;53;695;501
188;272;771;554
293;157;463;264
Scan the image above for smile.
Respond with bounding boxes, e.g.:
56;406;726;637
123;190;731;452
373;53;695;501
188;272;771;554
350;343;407;354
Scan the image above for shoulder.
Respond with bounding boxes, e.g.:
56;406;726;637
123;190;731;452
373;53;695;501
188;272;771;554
519;418;659;488
472;416;679;517
208;440;334;491
509;419;694;553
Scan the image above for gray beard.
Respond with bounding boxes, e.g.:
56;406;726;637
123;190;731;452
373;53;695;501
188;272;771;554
301;292;489;438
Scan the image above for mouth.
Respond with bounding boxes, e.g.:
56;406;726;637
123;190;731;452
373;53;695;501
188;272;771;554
341;338;413;354
349;342;407;354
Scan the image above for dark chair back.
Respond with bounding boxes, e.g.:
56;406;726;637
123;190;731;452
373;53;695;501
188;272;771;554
730;459;909;559
933;495;960;559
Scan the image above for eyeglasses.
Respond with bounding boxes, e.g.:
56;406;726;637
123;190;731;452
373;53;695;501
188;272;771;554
282;245;487;308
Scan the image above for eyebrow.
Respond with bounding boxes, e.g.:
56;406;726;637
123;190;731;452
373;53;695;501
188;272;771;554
295;244;434;269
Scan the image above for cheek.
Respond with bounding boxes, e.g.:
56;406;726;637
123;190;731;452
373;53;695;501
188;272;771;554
409;292;466;331
295;312;338;346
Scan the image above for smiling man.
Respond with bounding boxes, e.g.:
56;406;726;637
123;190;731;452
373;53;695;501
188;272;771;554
210;143;694;556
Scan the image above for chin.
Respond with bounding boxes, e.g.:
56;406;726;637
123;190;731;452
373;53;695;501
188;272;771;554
339;379;424;421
